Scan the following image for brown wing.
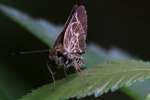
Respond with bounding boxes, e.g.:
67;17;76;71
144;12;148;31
63;5;87;54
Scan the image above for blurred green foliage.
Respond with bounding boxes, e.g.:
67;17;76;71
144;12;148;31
0;60;30;100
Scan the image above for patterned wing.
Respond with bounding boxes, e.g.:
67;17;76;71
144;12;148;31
63;5;87;54
53;5;78;48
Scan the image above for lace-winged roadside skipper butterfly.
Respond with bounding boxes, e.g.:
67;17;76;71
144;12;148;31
48;2;87;73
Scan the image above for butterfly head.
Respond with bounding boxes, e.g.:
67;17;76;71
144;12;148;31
64;52;84;71
72;54;84;71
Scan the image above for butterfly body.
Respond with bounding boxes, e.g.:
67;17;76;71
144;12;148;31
49;4;87;72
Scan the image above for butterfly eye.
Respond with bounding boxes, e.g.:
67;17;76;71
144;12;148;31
74;58;79;62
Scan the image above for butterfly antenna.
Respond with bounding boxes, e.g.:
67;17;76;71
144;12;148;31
46;63;56;88
11;49;49;56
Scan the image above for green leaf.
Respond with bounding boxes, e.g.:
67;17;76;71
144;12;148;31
0;4;62;47
122;76;150;100
146;94;150;100
19;60;150;100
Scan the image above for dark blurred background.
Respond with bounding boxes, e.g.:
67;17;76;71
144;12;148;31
0;0;149;99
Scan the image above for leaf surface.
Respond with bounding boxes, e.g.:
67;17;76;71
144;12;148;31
20;60;150;100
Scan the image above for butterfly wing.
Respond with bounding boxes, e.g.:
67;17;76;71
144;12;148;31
53;5;78;48
63;5;87;54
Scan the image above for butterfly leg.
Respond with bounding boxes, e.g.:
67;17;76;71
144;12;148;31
63;67;68;77
46;63;55;87
74;63;82;72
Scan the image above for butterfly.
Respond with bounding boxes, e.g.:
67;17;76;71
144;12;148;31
48;3;87;73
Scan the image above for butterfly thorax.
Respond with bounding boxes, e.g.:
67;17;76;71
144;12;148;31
49;47;84;71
